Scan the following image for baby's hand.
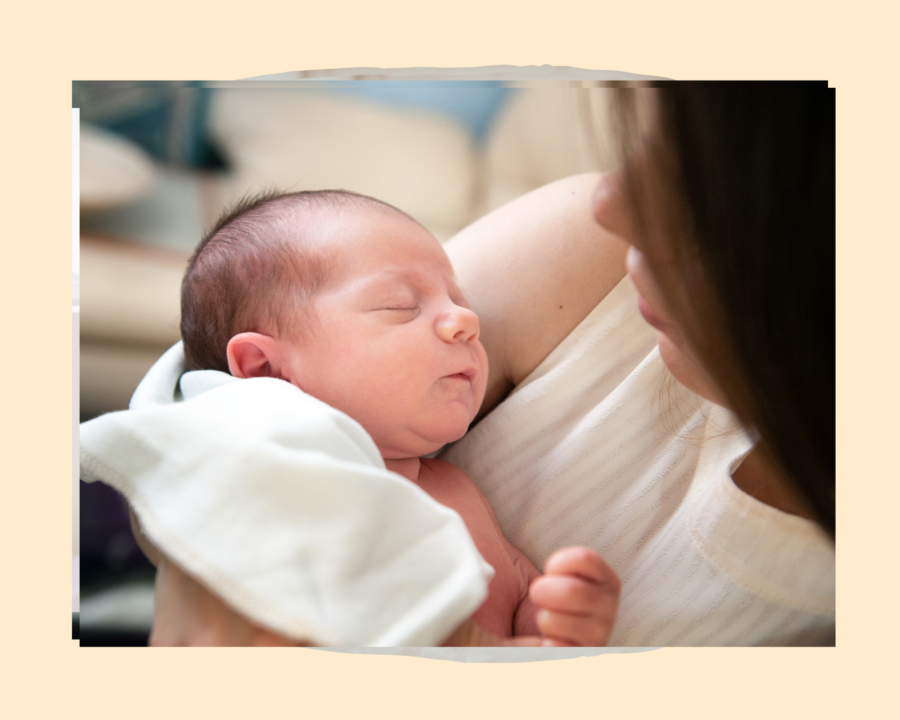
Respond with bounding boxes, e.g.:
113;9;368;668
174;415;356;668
528;546;621;647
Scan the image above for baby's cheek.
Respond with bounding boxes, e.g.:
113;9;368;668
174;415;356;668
474;353;489;411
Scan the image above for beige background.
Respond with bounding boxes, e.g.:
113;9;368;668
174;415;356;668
4;0;895;717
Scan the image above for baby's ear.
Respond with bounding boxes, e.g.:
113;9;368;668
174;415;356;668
226;333;286;380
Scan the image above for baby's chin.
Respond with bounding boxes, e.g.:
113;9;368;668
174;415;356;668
380;422;472;460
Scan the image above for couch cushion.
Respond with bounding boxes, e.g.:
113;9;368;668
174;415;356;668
80;235;186;346
478;88;619;216
208;89;477;242
80;124;159;213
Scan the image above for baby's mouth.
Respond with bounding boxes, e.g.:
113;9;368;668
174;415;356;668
444;367;477;382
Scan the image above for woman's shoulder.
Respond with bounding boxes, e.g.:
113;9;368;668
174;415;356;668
445;174;629;416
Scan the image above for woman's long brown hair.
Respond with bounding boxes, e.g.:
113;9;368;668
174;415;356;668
613;82;835;538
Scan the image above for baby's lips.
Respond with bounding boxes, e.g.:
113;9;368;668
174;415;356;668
443;365;478;382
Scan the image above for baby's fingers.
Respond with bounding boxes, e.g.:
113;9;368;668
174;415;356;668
529;574;611;615
544;546;620;589
535;609;612;647
530;546;621;647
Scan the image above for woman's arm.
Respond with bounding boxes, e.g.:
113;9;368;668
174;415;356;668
445;173;629;417
150;558;304;646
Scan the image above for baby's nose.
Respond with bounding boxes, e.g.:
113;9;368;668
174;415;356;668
437;306;480;343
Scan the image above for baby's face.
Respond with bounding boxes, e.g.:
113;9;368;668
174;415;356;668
280;209;488;460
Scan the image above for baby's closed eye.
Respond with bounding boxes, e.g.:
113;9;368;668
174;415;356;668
376;306;421;320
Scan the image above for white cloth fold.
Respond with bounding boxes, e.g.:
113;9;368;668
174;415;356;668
79;342;493;647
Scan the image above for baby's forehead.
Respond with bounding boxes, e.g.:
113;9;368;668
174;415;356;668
304;203;418;246
366;266;431;286
343;261;454;296
322;214;448;262
278;199;453;286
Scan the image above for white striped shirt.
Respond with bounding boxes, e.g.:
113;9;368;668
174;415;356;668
443;276;835;646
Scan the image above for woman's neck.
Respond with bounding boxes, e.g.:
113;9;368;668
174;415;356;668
731;448;814;521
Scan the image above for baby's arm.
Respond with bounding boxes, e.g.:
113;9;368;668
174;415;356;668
471;483;620;645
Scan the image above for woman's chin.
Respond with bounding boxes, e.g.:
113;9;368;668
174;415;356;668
657;332;727;406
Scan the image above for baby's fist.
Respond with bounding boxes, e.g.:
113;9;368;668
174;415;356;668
528;546;620;647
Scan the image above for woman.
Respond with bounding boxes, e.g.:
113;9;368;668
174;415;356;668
147;82;835;646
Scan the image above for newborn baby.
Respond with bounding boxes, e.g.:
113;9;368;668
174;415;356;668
180;189;620;646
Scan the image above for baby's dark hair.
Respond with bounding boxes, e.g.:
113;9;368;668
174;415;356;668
181;189;418;373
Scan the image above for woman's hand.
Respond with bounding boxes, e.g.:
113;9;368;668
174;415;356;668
528;547;621;647
149;557;304;646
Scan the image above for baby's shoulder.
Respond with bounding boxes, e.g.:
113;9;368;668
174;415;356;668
417;457;484;507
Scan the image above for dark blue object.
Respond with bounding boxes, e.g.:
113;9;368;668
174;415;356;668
79;479;153;588
73;81;223;168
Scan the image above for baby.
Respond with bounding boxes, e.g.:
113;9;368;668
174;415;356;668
180;189;620;646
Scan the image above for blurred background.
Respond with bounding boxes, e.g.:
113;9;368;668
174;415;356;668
75;70;629;644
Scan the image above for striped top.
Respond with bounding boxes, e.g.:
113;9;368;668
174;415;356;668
443;276;835;646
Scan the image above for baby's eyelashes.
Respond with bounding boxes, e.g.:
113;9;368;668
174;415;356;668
374;292;418;311
376;306;421;321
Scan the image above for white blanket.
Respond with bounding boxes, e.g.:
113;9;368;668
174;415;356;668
79;342;493;647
